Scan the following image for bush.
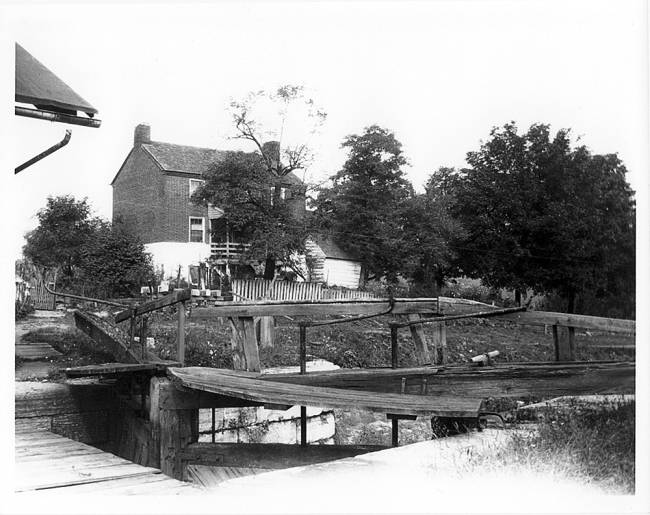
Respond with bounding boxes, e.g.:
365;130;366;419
15;300;34;320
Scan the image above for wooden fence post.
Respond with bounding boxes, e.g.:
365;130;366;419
553;325;576;361
229;316;261;372
406;314;431;365
177;302;186;365
431;321;447;365
259;316;275;348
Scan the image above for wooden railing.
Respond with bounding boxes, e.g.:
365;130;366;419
210;242;251;260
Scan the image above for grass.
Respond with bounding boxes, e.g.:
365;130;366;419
465;399;635;494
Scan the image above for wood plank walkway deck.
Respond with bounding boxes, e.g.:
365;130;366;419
15;430;198;494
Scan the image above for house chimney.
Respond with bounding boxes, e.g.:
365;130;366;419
134;123;151;146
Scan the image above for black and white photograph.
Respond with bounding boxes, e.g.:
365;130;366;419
1;0;648;512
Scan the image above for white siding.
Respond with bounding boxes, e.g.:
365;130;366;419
324;259;361;289
145;241;211;280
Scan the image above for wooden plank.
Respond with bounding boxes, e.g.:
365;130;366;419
155;377;263;410
254;361;635;399
74;310;144;364
64;361;180;377
181;443;386;470
405;314;431;365
194;298;440;318
168;367;483;417
15;381;116;418
496;310;634;334
114;288;191;323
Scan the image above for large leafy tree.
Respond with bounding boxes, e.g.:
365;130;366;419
23;195;98;283
193;151;309;278
196;85;326;279
23;195;154;298
313;125;414;284
400;167;466;296
450;122;635;313
78;221;155;298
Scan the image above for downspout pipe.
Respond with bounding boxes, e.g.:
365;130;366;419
15;130;71;174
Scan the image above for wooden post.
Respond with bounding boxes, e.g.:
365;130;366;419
229;316;261;372
177;302;186;366
149;377;163;469
553;325;576;361
156;379;199;480
390;324;399;369
259;316;275;348
139;316;148;361
129;316;136;349
430;321;447;365
406;314;431;365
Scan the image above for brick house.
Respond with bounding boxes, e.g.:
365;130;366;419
112;123;361;289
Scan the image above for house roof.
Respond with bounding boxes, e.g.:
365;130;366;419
142;141;225;174
314;236;359;261
142;141;304;185
15;43;98;117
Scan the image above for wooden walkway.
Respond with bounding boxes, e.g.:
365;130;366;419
15;430;197;494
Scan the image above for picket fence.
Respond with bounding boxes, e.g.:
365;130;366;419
231;279;377;302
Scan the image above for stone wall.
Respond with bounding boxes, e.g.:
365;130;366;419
198;360;339;445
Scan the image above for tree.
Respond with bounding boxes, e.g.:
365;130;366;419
196;85;326;279
192;151;309;278
23;195;97;283
23;195;154;298
78;221;155;298
400;168;466;296
449;122;635;314
313;125;414;284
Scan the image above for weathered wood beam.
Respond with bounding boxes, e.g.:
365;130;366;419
74;310;142;364
167;367;483;417
114;289;191;323
193;299;440;318
154;376;264;410
255;361;635;399
499;310;635;334
64;361;180;378
180;442;386;470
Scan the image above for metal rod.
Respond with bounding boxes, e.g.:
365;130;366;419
300;406;307;447
299;324;307;446
15;106;102;128
390;324;398;369
391;418;399;447
299;324;307;374
211;407;216;443
42;283;129;308
392;306;527;329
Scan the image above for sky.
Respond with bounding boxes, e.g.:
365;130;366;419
0;0;647;260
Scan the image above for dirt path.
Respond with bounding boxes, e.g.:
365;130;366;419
15;310;69;381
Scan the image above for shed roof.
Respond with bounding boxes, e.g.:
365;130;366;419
15;43;98;116
314;236;359;261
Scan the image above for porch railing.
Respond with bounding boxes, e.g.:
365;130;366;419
210;241;251;260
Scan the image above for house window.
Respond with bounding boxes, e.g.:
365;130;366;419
189;179;204;197
189;217;205;243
